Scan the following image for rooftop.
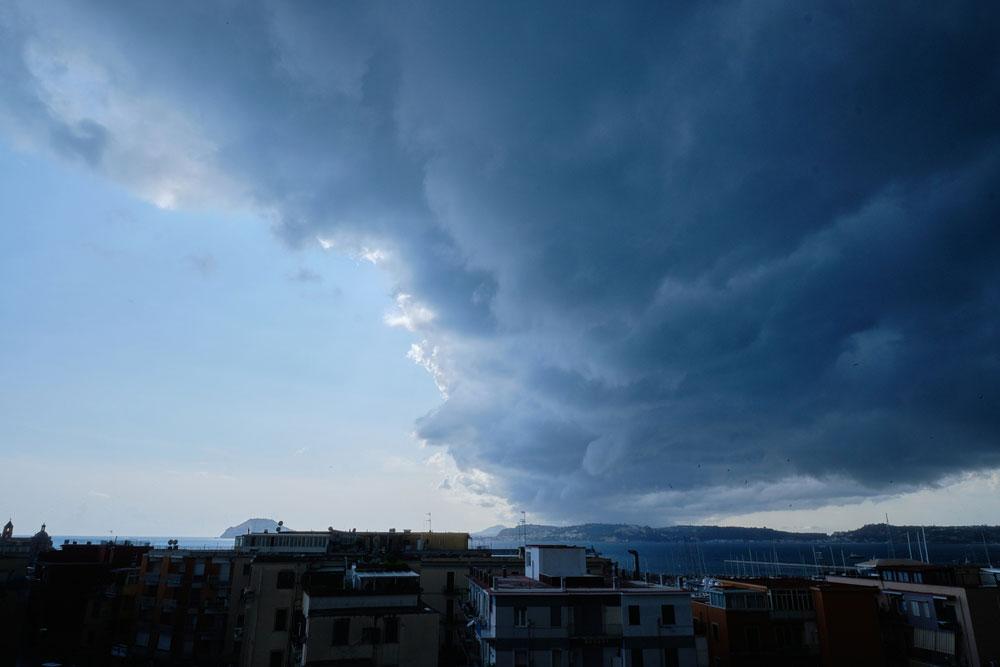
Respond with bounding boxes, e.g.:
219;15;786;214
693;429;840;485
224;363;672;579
479;574;683;595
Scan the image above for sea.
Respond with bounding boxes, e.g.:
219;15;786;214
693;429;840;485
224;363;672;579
468;539;998;577
51;535;998;577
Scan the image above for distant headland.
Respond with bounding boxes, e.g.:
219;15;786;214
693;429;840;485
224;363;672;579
478;522;1000;545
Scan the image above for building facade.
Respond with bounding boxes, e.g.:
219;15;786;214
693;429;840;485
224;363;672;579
132;547;251;665
300;564;439;667
692;577;883;667
469;545;697;667
827;559;1000;667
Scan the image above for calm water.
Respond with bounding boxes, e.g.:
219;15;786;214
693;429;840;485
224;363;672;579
48;535;998;577
473;539;999;576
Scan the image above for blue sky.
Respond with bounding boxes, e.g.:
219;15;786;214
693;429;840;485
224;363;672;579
0;144;470;534
1;2;999;536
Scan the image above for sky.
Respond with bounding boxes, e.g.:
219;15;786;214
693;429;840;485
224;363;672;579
1;2;998;536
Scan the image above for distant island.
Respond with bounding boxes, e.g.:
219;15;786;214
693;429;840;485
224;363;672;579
478;522;1000;545
220;518;292;538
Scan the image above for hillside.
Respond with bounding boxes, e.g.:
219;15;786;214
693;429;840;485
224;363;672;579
471;525;509;538
486;522;1000;544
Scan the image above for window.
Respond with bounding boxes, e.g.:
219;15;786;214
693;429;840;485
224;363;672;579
446;571;455;592
631;648;644;667
274;608;288;632
663;648;679;667
628;605;641;625
660;604;675;625
745;625;760;651
276;570;295;589
526;551;532;567
332;618;350;646
157;632;172;651
515;650;529;667
514;606;528;627
711;622;720;641
242;563;251;576
384;617;399;644
269;650;283;667
552;649;562;667
550;605;562;628
447;599;454;620
361;626;381;644
910;600;921;617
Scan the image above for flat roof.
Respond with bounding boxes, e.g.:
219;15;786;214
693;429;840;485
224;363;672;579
481;575;684;595
526;544;584;549
354;570;419;578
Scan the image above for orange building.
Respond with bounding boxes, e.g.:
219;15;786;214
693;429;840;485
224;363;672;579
692;577;883;667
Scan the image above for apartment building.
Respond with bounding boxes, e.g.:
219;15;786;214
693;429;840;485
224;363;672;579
468;545;696;667
234;528;470;556
300;564;439;667
692;577;883;667
405;550;524;665
132;547;251;665
23;541;150;666
238;554;349;667
827;559;1000;667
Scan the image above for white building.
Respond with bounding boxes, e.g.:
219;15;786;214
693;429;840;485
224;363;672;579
469;545;697;667
234;530;329;555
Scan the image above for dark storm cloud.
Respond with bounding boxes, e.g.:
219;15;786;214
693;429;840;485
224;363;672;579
2;1;998;521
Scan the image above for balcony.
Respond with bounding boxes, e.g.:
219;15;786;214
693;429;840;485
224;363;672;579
474;618;495;639
567;622;622;638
